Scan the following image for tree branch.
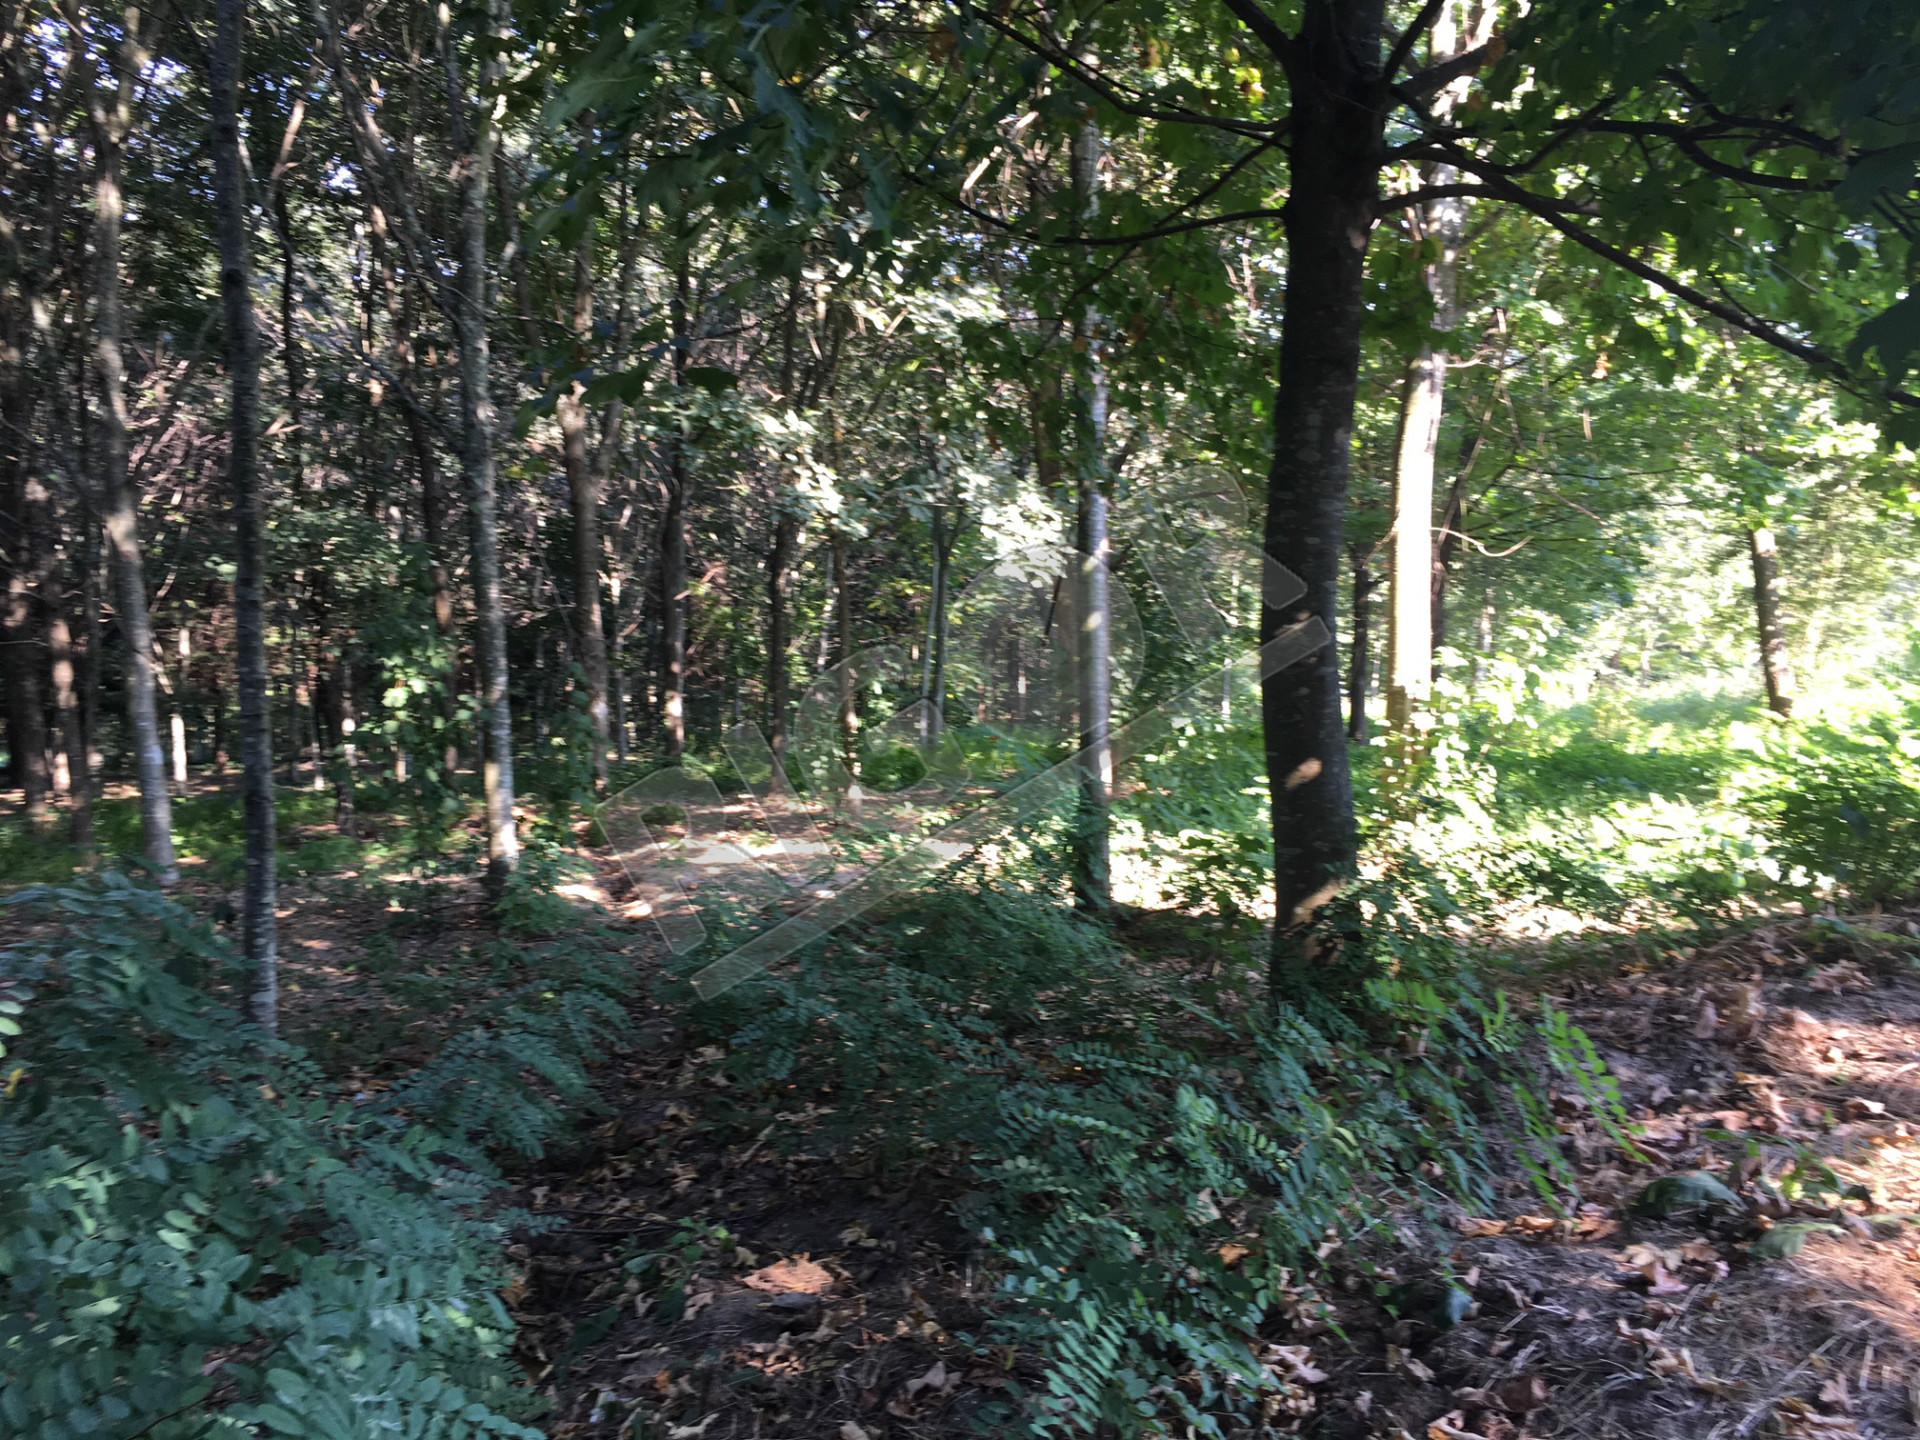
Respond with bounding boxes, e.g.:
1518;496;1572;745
1384;0;1446;82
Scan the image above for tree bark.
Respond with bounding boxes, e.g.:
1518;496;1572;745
213;0;279;1032
89;17;178;883
1069;113;1113;916
557;215;610;791
1384;0;1484;732
444;0;519;889
925;508;953;747
50;601;92;850
1748;525;1795;717
660;248;691;762
0;394;50;826
1262;0;1385;977
832;526;859;811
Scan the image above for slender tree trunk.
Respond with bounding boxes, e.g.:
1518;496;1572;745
767;510;798;764
1263;0;1385;978
1069;112;1113;915
926;511;952;746
660;249;691;762
0;403;49;826
170;625;190;790
832;526;859;814
1430;471;1467;663
1347;550;1374;741
90;24;177;883
212;0;278;1031
1748;525;1795;717
50;602;92;850
445;0;518;889
1384;0;1483;732
557;220;610;791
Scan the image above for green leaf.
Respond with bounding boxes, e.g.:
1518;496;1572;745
1630;1171;1742;1217
1847;293;1920;384
1749;1222;1843;1259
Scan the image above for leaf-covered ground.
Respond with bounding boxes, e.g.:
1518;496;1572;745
245;807;1920;1440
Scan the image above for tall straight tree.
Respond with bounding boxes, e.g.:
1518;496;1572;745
1069;110;1113;916
210;0;276;1031
1384;0;1490;734
556;210;611;791
84;3;176;884
443;0;520;889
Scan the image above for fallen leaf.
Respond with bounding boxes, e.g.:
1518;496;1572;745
1694;998;1721;1038
1427;1412;1491;1440
838;1425;871;1440
1389;1345;1436;1384
742;1256;833;1294
1266;1345;1328;1385
1217;1243;1252;1267
904;1359;956;1399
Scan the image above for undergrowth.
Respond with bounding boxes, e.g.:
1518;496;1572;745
664;852;1626;1437
0;872;633;1439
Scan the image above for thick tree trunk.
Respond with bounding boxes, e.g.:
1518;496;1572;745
1262;0;1385;978
1347;550;1375;742
1069;113;1112;915
90;31;178;884
213;0;279;1032
1748;525;1795;717
445;0;519;890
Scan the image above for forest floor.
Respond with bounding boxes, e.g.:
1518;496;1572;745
55;786;1920;1440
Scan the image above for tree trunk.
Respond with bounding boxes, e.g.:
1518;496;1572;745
660;248;691;762
50;601;92;851
1430;470;1468;664
0;399;49;826
445;0;519;890
1068;112;1113;915
1383;0;1482;732
832;527;859;812
1262;0;1385;977
90;26;178;884
1347;550;1375;741
171;626;191;790
767;509;798;765
558;220;610;791
1748;525;1795;717
926;511;952;747
212;0;279;1030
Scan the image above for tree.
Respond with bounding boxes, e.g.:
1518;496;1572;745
210;0;278;1030
84;3;177;884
